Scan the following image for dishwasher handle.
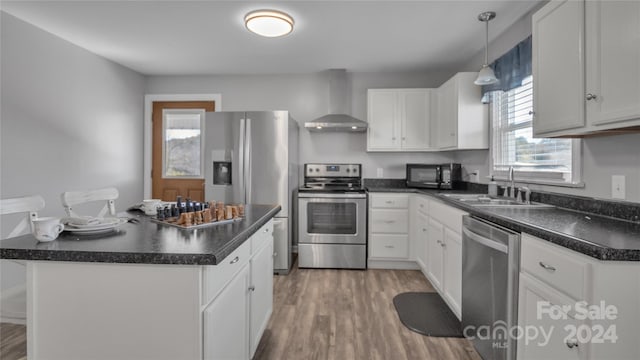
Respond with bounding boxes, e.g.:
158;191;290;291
462;226;508;254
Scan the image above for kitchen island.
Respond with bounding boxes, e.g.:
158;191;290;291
0;204;280;360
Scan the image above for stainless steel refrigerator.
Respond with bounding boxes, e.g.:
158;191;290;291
204;111;298;275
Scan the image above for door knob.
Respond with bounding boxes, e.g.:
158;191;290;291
586;93;597;101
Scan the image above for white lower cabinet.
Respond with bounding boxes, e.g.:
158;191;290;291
203;220;274;360
204;264;251;360
427;218;444;290
518;272;584;360
249;240;274;357
368;193;411;264
518;233;640;360
442;228;462;315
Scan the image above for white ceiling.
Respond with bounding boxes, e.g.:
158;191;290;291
1;1;542;76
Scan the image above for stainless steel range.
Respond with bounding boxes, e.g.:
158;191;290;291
297;163;367;269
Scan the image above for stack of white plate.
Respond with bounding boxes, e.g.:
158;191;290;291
64;217;126;235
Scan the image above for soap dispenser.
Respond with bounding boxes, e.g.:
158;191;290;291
488;176;498;196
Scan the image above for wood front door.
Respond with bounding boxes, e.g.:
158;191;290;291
152;101;215;202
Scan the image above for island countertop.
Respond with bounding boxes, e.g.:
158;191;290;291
0;204;281;265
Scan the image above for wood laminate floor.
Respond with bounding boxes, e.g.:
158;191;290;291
0;263;480;360
253;263;481;360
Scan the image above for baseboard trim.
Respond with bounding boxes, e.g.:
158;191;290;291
367;260;420;270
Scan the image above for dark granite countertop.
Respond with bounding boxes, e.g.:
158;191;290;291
0;204;281;265
367;186;640;261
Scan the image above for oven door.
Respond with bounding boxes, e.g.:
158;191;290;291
298;193;366;245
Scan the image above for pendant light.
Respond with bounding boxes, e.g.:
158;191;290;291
474;11;499;85
245;10;294;38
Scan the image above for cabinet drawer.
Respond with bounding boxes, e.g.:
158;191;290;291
370;234;409;259
429;200;467;234
369;194;409;209
370;209;408;233
521;234;588;300
415;195;429;215
251;220;273;254
202;239;251;305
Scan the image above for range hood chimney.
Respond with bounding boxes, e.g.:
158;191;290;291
305;69;368;132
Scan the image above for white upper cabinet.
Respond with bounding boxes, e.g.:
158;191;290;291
585;0;640;128
533;0;640;137
532;0;586;135
434;72;489;150
367;89;432;151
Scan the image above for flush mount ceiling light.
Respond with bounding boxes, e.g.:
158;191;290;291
475;11;499;85
245;10;294;38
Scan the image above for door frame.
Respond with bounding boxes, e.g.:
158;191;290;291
143;94;222;198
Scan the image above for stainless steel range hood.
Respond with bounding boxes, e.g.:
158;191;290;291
305;69;368;132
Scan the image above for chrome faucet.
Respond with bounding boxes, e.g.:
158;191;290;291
507;166;516;198
520;186;531;204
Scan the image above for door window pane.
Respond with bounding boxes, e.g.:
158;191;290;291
163;110;204;178
307;203;357;235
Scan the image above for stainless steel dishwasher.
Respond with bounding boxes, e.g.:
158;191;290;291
462;215;520;360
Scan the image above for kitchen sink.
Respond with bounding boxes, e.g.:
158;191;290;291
440;193;555;209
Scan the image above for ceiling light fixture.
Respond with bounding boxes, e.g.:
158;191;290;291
474;11;499;85
245;10;294;38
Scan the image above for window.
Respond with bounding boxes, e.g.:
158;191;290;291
491;76;580;184
162;109;205;178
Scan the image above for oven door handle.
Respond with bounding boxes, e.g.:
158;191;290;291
298;193;366;199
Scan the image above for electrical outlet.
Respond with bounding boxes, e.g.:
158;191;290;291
611;175;626;199
471;169;480;183
376;168;384;178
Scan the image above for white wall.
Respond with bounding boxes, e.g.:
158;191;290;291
1;12;145;292
455;3;640;203
145;71;457;179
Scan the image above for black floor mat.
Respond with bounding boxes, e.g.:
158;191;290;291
393;292;464;337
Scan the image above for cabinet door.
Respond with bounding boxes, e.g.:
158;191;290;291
400;89;431;150
250;240;274;358
443;228;462;317
586;0;640;127
204;264;250;360
427;218;444;290
532;0;586;135
367;90;400;150
414;211;429;271
436;79;457;148
518;273;584;360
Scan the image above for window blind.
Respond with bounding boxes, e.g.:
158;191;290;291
492;76;573;179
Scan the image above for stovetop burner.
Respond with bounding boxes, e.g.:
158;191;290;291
300;163;363;193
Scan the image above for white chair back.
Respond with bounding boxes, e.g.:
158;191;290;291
61;187;119;218
0;195;46;239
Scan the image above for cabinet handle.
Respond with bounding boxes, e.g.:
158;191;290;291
422;228;426;232
450;132;455;136
248;285;256;292
436;240;442;245
230;256;240;264
392;137;396;140
385;201;394;204
528;110;535;116
264;228;269;232
441;242;446;248
384;245;395;249
539;261;556;272
420;204;424;208
566;339;579;349
402;137;406;140
384;220;395;224
273;252;278;258
586;93;597;101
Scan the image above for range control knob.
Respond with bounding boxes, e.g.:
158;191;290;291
353;168;358;173
346;168;350;173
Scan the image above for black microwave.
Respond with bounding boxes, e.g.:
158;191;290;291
406;163;462;189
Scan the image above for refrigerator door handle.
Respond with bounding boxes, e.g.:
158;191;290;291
245;118;252;203
238;118;246;203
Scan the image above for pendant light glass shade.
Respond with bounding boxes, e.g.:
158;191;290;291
475;64;498;85
475;11;498;86
245;10;294;38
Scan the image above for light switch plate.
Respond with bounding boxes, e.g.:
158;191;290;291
376;168;384;178
611;175;626;199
